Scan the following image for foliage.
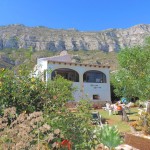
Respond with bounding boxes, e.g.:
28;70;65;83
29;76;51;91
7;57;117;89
111;40;150;100
134;100;147;108
96;124;122;149
0;65;97;149
0;48;118;71
0;66;73;114
0;107;62;150
45;75;74;114
0;49;121;149
0;48;56;69
48;100;97;150
136;112;150;135
69;50;118;70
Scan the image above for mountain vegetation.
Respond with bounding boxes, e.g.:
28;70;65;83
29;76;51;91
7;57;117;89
0;48;118;71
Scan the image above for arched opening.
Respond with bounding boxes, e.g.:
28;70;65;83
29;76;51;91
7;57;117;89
83;70;106;83
51;68;79;82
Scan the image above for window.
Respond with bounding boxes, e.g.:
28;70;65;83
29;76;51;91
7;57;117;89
51;68;79;82
93;95;99;100
83;70;106;83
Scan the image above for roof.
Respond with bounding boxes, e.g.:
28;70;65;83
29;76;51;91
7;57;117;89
48;60;110;68
37;51;72;62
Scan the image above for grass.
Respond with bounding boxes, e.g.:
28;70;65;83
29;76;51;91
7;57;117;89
97;107;139;133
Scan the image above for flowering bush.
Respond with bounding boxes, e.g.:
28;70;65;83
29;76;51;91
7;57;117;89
48;100;98;150
0;107;63;149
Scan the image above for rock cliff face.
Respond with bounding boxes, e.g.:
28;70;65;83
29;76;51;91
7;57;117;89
0;24;150;52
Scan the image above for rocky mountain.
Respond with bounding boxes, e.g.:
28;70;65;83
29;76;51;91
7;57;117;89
0;24;150;52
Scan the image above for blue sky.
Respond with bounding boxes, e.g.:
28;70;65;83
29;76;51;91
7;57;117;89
1;0;150;31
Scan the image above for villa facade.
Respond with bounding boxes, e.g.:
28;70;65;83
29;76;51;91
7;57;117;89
35;51;111;104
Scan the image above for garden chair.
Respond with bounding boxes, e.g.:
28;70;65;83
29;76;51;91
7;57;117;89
111;104;118;115
91;111;103;126
102;103;113;115
102;102;110;110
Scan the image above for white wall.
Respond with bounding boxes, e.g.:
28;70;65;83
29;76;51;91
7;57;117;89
36;59;48;80
73;82;82;101
83;83;111;101
47;63;111;102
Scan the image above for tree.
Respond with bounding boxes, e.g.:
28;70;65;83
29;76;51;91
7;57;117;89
111;39;150;101
0;66;73;114
47;100;97;149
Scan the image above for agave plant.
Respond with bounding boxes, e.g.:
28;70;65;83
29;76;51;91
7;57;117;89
96;124;122;150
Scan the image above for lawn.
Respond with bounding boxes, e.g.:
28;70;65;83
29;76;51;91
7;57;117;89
97;107;139;133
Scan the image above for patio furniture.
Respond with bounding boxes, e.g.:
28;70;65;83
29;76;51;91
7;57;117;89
102;103;113;115
91;111;103;126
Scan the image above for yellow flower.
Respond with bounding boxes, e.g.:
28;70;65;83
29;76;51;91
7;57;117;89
1;68;5;71
31;77;35;83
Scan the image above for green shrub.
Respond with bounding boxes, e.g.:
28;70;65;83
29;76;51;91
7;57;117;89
0;66;73;114
48;100;97;149
0;66;99;149
0;107;62;149
137;112;150;135
96;124;122;149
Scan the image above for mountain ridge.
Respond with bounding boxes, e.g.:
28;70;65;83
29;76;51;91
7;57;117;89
0;24;150;52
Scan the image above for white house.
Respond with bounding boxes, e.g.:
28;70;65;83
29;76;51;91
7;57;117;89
35;51;111;104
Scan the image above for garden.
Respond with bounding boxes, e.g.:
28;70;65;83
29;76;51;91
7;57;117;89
0;66;120;150
0;38;150;150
